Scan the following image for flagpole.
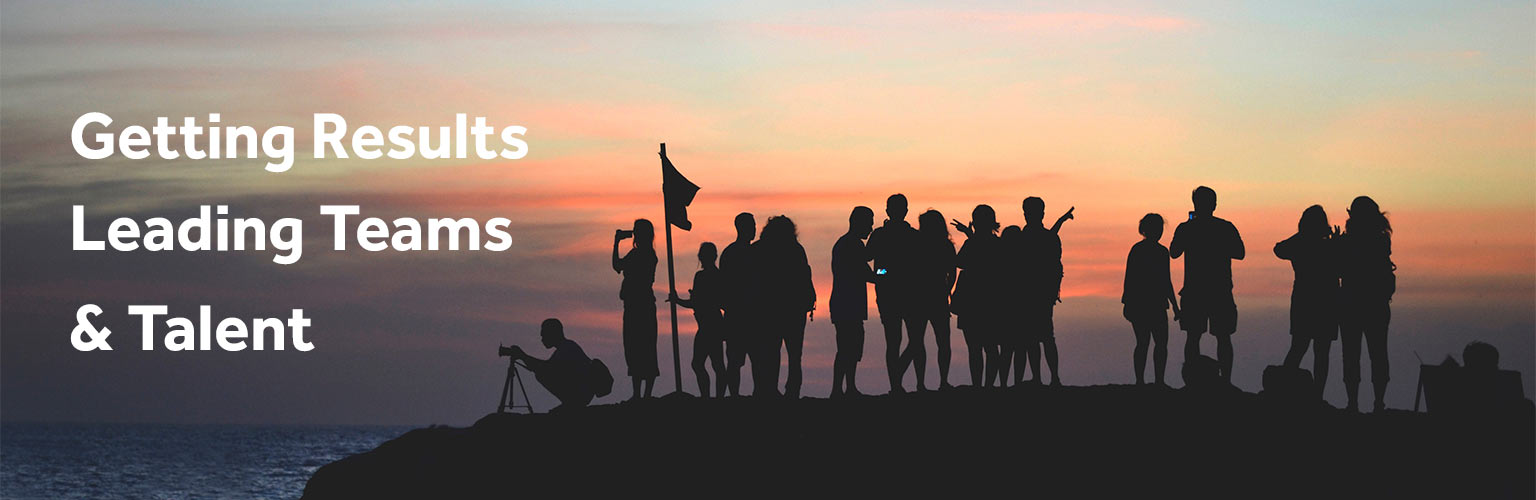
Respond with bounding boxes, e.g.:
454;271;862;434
661;143;683;395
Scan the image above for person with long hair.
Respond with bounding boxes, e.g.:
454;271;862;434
906;209;958;389
1122;214;1180;386
1274;205;1339;397
754;215;817;398
951;205;1005;387
1337;196;1395;412
612;219;658;400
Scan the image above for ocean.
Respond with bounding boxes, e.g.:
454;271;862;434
1;423;411;499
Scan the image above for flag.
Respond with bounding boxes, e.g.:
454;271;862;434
662;152;699;231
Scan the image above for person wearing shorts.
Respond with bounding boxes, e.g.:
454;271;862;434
1169;187;1245;383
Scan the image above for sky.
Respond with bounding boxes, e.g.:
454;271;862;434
1;0;1532;425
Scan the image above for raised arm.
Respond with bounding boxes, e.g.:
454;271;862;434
611;233;625;273
1050;206;1075;233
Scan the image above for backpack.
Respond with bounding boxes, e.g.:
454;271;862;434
588;359;614;398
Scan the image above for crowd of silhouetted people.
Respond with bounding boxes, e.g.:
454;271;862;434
544;187;1402;413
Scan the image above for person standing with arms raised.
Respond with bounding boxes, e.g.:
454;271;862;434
718;213;756;397
1337;196;1395;412
1170;186;1245;384
866;194;920;393
830;207;876;397
1018;197;1066;385
613;219;660;400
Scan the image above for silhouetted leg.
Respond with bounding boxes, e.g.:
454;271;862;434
882;316;905;393
904;317;929;390
1184;332;1202;363
725;338;746;397
994;339;1012;387
785;317;805;399
1282;336;1309;370
1312;339;1331;396
692;352;711;398
983;341;1002;388
1215;336;1233;383
642;377;654;398
767;332;784;397
1133;322;1151;385
964;329;984;387
710;341;727;397
1026;342;1042;383
1042;338;1060;385
933;317;953;388
632;378;642;401
1340;324;1362;411
1366;305;1390;411
1151;320;1168;385
1012;339;1028;386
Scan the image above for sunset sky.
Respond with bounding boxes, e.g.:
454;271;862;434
2;0;1532;425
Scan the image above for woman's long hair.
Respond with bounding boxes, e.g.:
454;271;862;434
1344;196;1390;238
1299;204;1330;238
633;219;655;250
761;215;798;244
918;209;950;242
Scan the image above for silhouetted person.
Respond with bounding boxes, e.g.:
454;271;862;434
867;194;920;393
1275;205;1339;397
909;209;957;389
1170;186;1245;383
613;219;658;400
1122;214;1180;386
1019;197;1065;385
718;213;756;396
504;319;594;411
1338;196;1395;412
830;206;875;397
753;215;817;398
997;225;1024;386
670;243;726;398
951;205;1005;387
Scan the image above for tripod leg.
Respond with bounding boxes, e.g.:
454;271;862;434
499;363;514;413
514;364;534;413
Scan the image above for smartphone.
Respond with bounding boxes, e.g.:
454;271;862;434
1188;211;1196;221
876;268;888;275
616;229;634;238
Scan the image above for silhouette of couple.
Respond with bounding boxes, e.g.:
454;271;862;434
1271;196;1395;411
669;214;816;399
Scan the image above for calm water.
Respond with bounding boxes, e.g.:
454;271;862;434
0;423;411;499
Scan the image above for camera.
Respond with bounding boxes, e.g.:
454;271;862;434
498;344;521;357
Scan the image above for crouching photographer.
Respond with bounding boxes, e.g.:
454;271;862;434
502;318;613;411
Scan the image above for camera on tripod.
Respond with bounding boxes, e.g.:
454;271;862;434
496;344;534;414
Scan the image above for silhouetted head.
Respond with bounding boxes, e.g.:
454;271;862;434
1299;205;1330;237
1464;341;1499;372
1022;196;1045;223
848;206;874;239
886;194;909;222
1001;225;1022;242
734;212;756;242
698;242;718;267
1345;196;1391;237
918;209;949;241
1138;213;1164;241
761;215;798;244
971;205;998;235
539;318;566;349
632;219;655;249
1192;186;1217;215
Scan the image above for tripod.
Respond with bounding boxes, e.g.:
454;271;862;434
498;357;535;414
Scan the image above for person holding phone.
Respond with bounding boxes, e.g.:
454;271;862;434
1169;186;1245;384
830;206;875;397
866;194;920;393
612;219;659;400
